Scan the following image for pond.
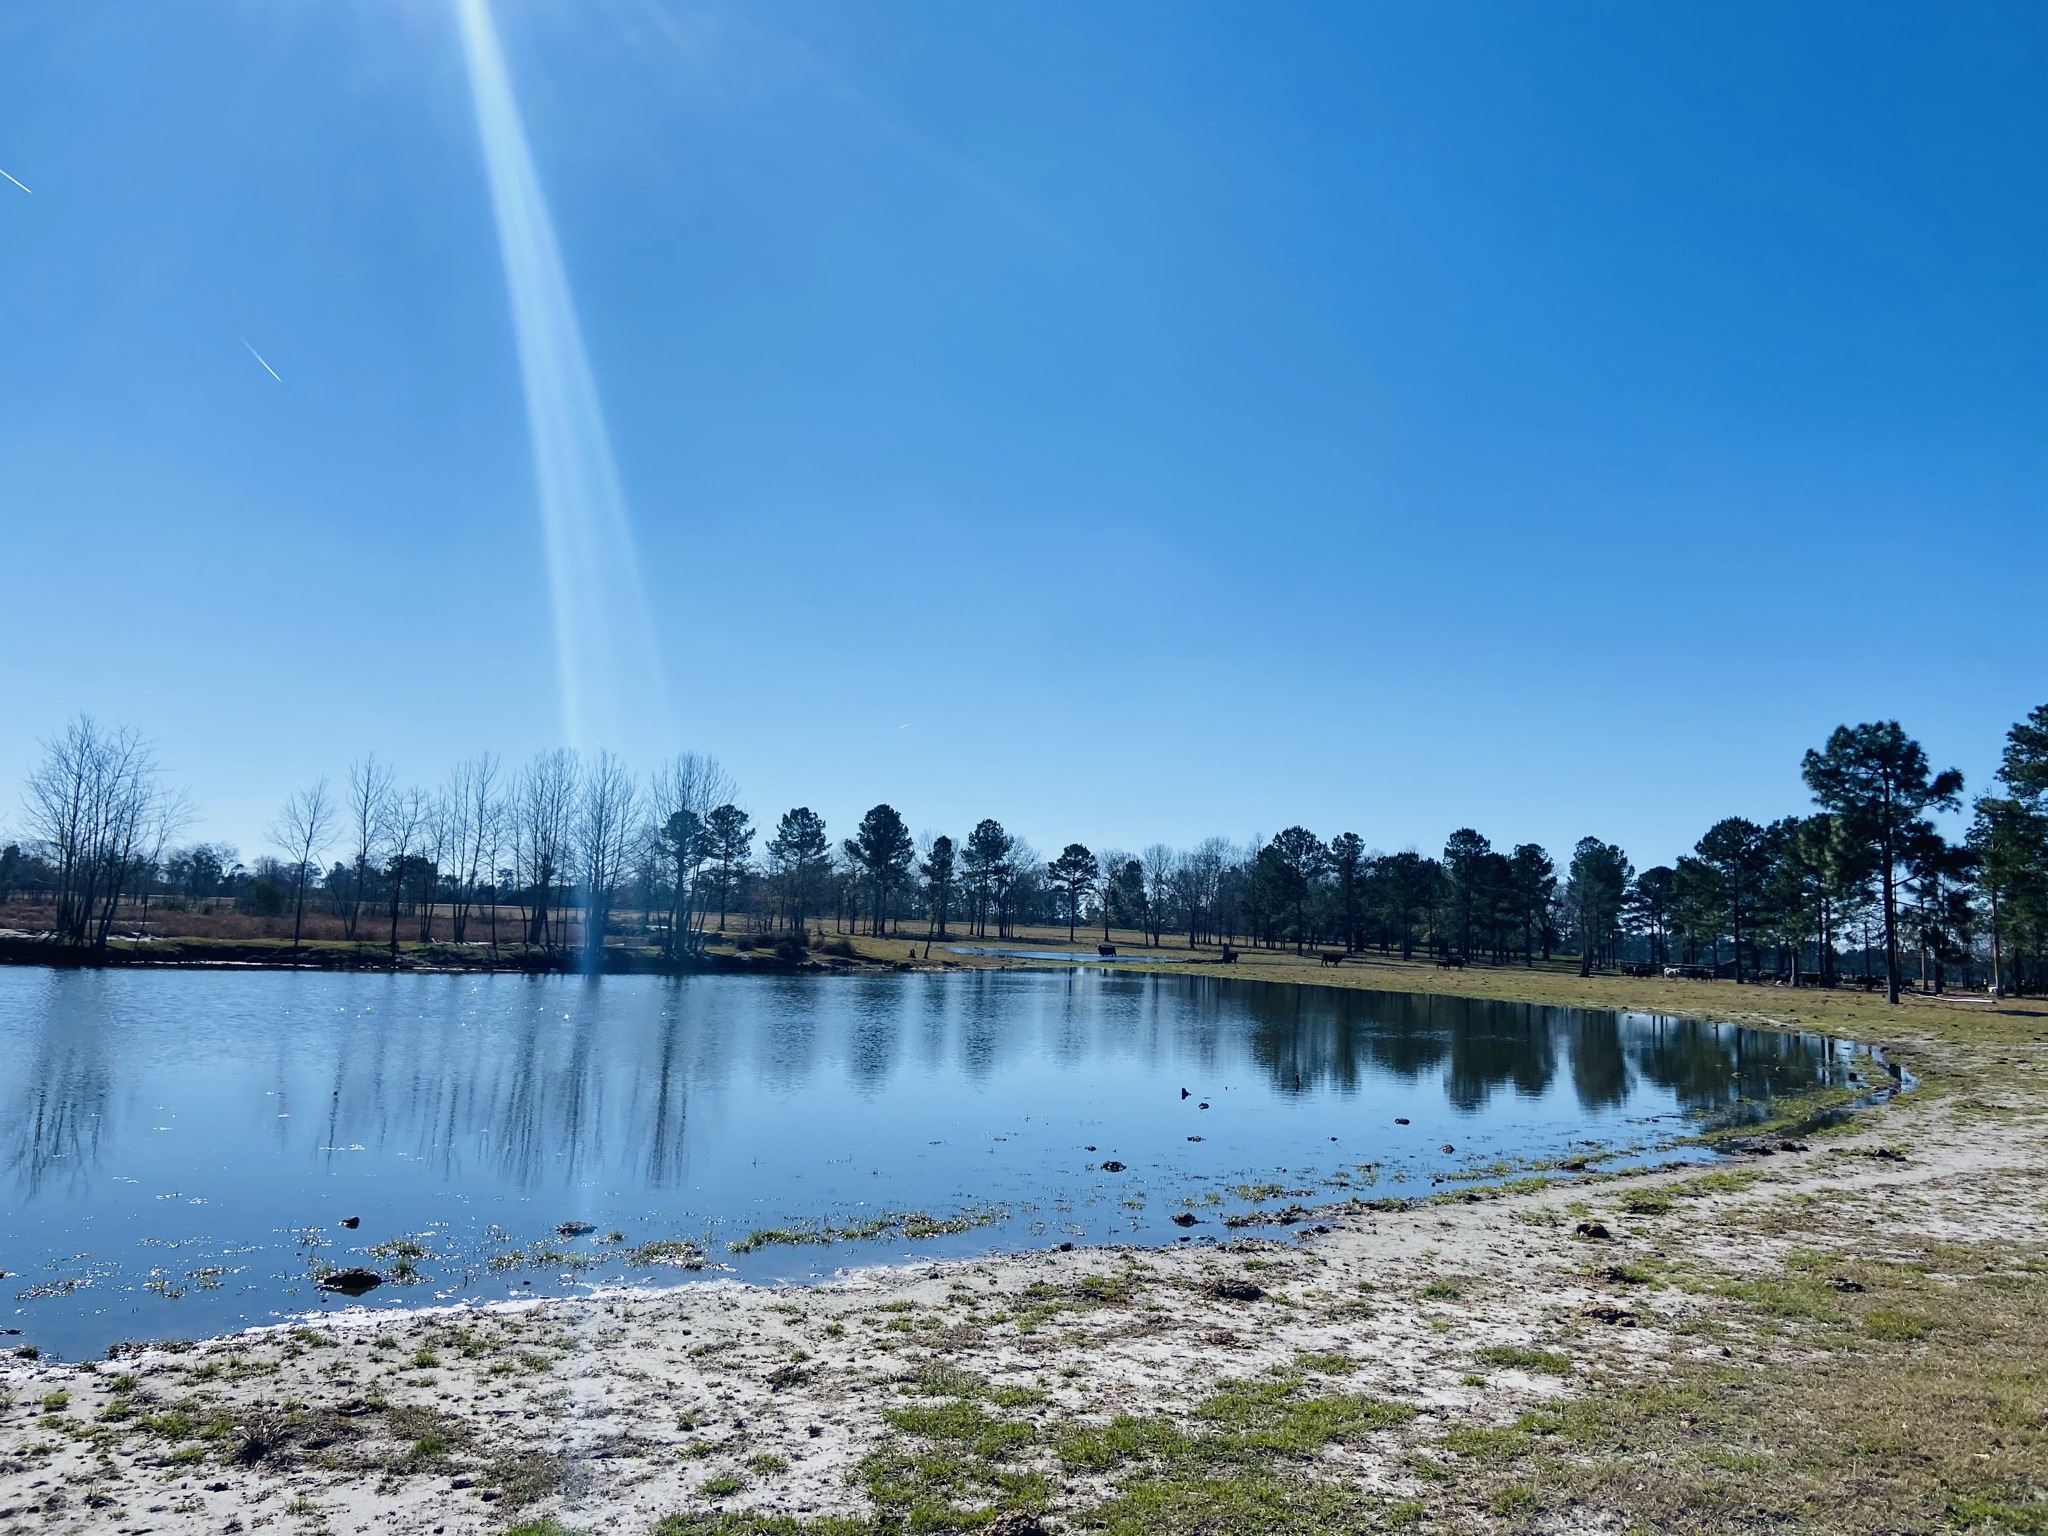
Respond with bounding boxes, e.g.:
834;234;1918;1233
0;967;1874;1360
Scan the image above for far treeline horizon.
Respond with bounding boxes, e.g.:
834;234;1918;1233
7;706;2046;1007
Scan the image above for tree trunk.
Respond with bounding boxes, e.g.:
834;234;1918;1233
1990;886;2004;997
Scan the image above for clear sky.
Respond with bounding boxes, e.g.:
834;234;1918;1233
1;1;2042;869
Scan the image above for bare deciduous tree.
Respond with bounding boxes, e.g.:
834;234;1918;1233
516;749;579;954
1142;844;1177;947
576;751;638;967
270;779;335;953
22;717;182;948
342;757;393;943
381;784;429;954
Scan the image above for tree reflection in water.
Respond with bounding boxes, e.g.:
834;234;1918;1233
0;967;1864;1359
7;971;114;1199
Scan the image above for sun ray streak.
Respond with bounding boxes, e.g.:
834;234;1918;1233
455;0;665;752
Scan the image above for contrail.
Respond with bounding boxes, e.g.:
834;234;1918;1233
455;0;666;753
239;338;283;382
0;168;30;195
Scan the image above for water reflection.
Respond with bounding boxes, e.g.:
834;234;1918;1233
6;972;114;1198
0;967;1861;1360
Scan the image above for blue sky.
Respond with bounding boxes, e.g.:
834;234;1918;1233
2;0;2041;869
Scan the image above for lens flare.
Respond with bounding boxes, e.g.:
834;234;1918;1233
456;0;665;751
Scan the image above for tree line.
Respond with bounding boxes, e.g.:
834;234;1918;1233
7;706;2046;1002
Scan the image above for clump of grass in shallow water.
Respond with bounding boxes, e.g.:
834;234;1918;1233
487;1243;597;1273
727;1205;1004;1254
626;1238;704;1268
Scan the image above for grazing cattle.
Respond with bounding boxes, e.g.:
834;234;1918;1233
1435;955;1465;969
1098;943;1116;957
1319;951;1344;967
1220;947;1239;964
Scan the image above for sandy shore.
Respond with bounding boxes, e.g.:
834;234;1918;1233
5;1012;2043;1536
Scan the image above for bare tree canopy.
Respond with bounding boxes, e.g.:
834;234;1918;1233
22;717;188;948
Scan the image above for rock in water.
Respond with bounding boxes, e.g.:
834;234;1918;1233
316;1268;383;1296
339;1216;361;1229
1171;1212;1200;1226
1100;1160;1127;1172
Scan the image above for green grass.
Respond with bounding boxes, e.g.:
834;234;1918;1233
626;1237;705;1267
649;1516;874;1536
1051;1374;1416;1535
728;1205;1004;1254
1476;1344;1573;1375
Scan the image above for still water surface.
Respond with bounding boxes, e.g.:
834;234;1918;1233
1;967;1867;1358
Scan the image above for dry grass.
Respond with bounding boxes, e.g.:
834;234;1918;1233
1428;1234;2048;1533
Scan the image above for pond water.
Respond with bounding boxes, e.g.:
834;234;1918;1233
1;967;1872;1360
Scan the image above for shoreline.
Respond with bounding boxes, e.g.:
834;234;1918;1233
1;927;2018;1035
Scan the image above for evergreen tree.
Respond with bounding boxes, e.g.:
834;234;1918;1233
1509;844;1557;963
704;804;753;931
1442;827;1491;960
1693;817;1770;983
920;835;957;942
1801;721;1963;1003
766;807;831;935
1266;826;1328;952
1627;864;1674;968
1047;844;1100;941
844;804;915;935
962;819;1016;939
1327;832;1367;952
1566;838;1631;976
